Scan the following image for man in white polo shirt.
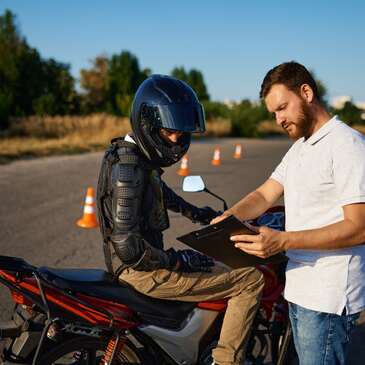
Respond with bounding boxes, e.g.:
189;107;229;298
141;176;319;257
212;61;365;364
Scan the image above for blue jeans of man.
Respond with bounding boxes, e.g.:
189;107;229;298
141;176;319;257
289;302;359;365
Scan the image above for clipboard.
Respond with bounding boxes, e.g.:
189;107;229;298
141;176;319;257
177;215;287;268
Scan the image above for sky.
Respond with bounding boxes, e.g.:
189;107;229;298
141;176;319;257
1;0;364;104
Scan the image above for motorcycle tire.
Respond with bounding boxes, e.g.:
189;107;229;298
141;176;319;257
37;336;154;365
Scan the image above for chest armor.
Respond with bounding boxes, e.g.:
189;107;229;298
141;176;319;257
142;169;170;233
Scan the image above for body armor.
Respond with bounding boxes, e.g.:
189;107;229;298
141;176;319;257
97;136;216;276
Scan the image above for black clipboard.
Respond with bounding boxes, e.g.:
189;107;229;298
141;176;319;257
177;215;287;268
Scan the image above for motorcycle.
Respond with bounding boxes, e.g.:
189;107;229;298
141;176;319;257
0;176;297;365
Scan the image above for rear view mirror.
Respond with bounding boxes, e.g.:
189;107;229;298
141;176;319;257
182;176;205;193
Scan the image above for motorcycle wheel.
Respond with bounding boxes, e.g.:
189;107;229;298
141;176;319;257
38;336;152;365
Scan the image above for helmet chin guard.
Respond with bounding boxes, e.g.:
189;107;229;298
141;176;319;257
130;75;206;167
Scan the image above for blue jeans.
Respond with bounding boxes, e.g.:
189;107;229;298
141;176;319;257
289;302;359;365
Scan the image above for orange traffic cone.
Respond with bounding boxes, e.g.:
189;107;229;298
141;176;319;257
76;187;98;228
233;144;242;159
211;147;221;166
178;155;190;176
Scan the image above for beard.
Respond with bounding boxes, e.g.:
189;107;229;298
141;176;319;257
284;100;314;140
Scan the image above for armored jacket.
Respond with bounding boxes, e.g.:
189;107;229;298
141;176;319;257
97;137;214;276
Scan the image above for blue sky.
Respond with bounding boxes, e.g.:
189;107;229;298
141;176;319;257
1;0;364;103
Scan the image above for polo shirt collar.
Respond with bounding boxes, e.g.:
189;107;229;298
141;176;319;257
305;115;339;145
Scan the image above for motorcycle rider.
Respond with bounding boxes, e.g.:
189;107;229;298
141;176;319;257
97;74;264;365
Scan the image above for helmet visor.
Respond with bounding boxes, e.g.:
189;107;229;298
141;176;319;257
156;103;206;133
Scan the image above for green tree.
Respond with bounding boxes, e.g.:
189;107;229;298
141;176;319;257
106;51;148;116
202;101;230;120
171;66;210;101
309;70;328;105
188;69;209;101
230;100;270;137
0;9;24;127
335;101;363;126
171;66;188;82
0;9;78;124
33;59;79;115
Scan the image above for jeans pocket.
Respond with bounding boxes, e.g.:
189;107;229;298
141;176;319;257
288;302;298;321
345;313;360;342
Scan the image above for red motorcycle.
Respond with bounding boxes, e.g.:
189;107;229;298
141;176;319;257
0;178;297;365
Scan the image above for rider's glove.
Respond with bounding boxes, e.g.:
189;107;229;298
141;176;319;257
174;249;215;273
193;206;221;225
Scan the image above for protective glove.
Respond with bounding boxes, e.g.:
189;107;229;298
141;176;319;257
194;206;221;225
174;249;215;273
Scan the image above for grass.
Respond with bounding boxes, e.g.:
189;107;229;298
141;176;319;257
257;120;286;136
0;114;232;164
0;114;130;163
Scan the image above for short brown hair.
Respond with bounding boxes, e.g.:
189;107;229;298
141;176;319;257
260;61;320;101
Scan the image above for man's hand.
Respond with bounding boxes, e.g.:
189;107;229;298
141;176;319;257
196;206;221;225
210;212;231;225
175;249;215;272
231;225;287;258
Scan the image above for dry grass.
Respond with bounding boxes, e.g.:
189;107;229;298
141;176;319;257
0;114;131;163
257;120;285;135
0;114;232;163
205;117;232;137
8;113;130;139
354;125;365;135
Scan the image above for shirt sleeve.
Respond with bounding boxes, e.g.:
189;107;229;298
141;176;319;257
270;148;290;186
333;135;365;206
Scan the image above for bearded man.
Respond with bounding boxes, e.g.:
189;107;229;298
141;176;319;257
212;61;365;365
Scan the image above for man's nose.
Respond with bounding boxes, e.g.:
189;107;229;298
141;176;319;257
170;132;182;143
276;113;286;126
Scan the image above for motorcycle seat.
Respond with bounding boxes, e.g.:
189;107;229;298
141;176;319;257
38;267;196;329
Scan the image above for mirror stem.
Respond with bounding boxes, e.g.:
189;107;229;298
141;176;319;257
204;188;228;211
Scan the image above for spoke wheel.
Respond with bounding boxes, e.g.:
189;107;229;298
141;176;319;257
38;336;146;365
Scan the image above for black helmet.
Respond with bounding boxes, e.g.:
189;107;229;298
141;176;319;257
130;74;206;167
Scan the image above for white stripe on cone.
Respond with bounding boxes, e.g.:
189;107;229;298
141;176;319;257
84;205;95;214
85;196;94;204
213;149;220;160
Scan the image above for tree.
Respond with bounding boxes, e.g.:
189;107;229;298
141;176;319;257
80;55;109;113
106;51;148;116
0;9;24;127
335;101;363;126
171;66;210;101
230;100;270;137
33;59;79;115
0;9;78;124
202;101;230;120
171;66;188;82
309;70;328;105
188;69;209;101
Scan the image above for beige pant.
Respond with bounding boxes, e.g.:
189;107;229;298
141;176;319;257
119;263;264;365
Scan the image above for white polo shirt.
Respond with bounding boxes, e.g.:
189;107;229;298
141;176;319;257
271;116;365;315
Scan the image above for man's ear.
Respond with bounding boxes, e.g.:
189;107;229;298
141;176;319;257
300;84;314;103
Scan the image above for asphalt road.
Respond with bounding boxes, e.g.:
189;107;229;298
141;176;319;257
0;137;364;363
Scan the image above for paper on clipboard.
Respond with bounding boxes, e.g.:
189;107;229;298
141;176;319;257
177;215;287;269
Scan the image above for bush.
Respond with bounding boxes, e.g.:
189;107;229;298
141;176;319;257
202;101;230;120
230;100;270;137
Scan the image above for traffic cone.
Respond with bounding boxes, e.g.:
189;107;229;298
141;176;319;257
233;144;242;159
211;147;221;166
178;155;190;176
76;187;98;228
